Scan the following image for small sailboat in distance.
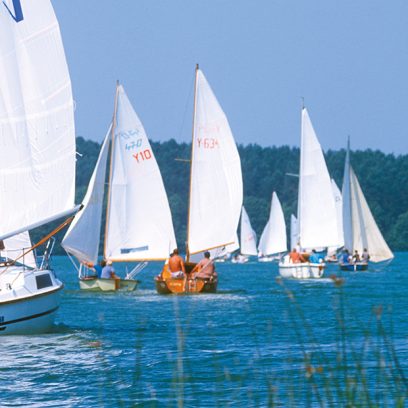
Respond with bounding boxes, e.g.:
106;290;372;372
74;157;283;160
258;192;287;262
63;83;177;290
279;107;341;279
340;139;393;271
231;206;257;264
155;65;243;294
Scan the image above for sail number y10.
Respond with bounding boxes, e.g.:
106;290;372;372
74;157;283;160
133;149;152;163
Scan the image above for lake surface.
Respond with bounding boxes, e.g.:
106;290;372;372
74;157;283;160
0;254;406;406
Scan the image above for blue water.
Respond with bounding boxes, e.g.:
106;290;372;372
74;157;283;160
0;254;407;407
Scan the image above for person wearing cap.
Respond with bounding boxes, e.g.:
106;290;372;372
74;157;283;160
191;251;217;280
101;260;119;280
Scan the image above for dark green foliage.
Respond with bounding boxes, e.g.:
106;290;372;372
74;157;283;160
39;137;408;254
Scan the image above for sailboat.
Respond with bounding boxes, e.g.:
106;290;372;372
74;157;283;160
63;83;177;291
231;206;257;264
340;139;393;271
279;107;341;279
0;0;77;334
155;65;243;294
258;192;287;262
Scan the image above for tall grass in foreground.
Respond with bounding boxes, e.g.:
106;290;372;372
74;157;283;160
94;276;407;407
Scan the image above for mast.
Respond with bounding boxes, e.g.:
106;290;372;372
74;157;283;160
103;81;120;259
342;136;353;252
186;64;199;262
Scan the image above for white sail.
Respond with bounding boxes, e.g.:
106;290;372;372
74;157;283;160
226;233;240;253
0;0;76;239
258;192;287;256
188;68;243;255
330;179;344;250
62;129;111;264
348;168;393;263
297;108;340;250
240;207;257;256
290;214;299;251
105;85;176;261
1;232;36;268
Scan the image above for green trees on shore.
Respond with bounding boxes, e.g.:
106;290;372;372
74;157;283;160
43;137;407;254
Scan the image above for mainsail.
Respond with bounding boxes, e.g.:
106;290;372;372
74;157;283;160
187;67;243;255
105;85;176;261
240;206;257;256
330;179;344;250
297;108;340;250
258;192;287;256
290;214;299;250
0;0;76;240
342;142;393;262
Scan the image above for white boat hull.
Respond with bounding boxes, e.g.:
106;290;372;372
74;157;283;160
79;277;138;292
0;266;63;335
278;262;325;279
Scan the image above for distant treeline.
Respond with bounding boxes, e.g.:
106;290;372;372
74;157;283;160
35;137;408;254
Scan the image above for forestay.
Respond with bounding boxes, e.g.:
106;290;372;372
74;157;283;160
0;0;76;239
258;192;287;256
297;108;340;250
105;85;176;261
62;129;111;264
240;207;257;256
188;69;243;254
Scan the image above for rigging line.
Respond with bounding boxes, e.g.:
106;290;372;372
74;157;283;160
177;70;195;143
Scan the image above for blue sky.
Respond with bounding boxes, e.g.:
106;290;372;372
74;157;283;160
53;0;408;154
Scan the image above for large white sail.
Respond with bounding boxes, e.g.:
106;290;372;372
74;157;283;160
0;0;76;239
240;207;257;256
290;214;299;250
297;108;340;250
188;68;243;255
258;192;287;256
105;85;176;261
331;179;344;250
62;129;111;264
1;232;36;268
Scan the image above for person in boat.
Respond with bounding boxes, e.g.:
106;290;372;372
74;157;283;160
168;248;186;279
352;250;361;263
308;249;321;264
84;259;105;278
191;251;217;280
341;249;350;264
289;248;306;263
101;260;120;280
361;248;370;263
